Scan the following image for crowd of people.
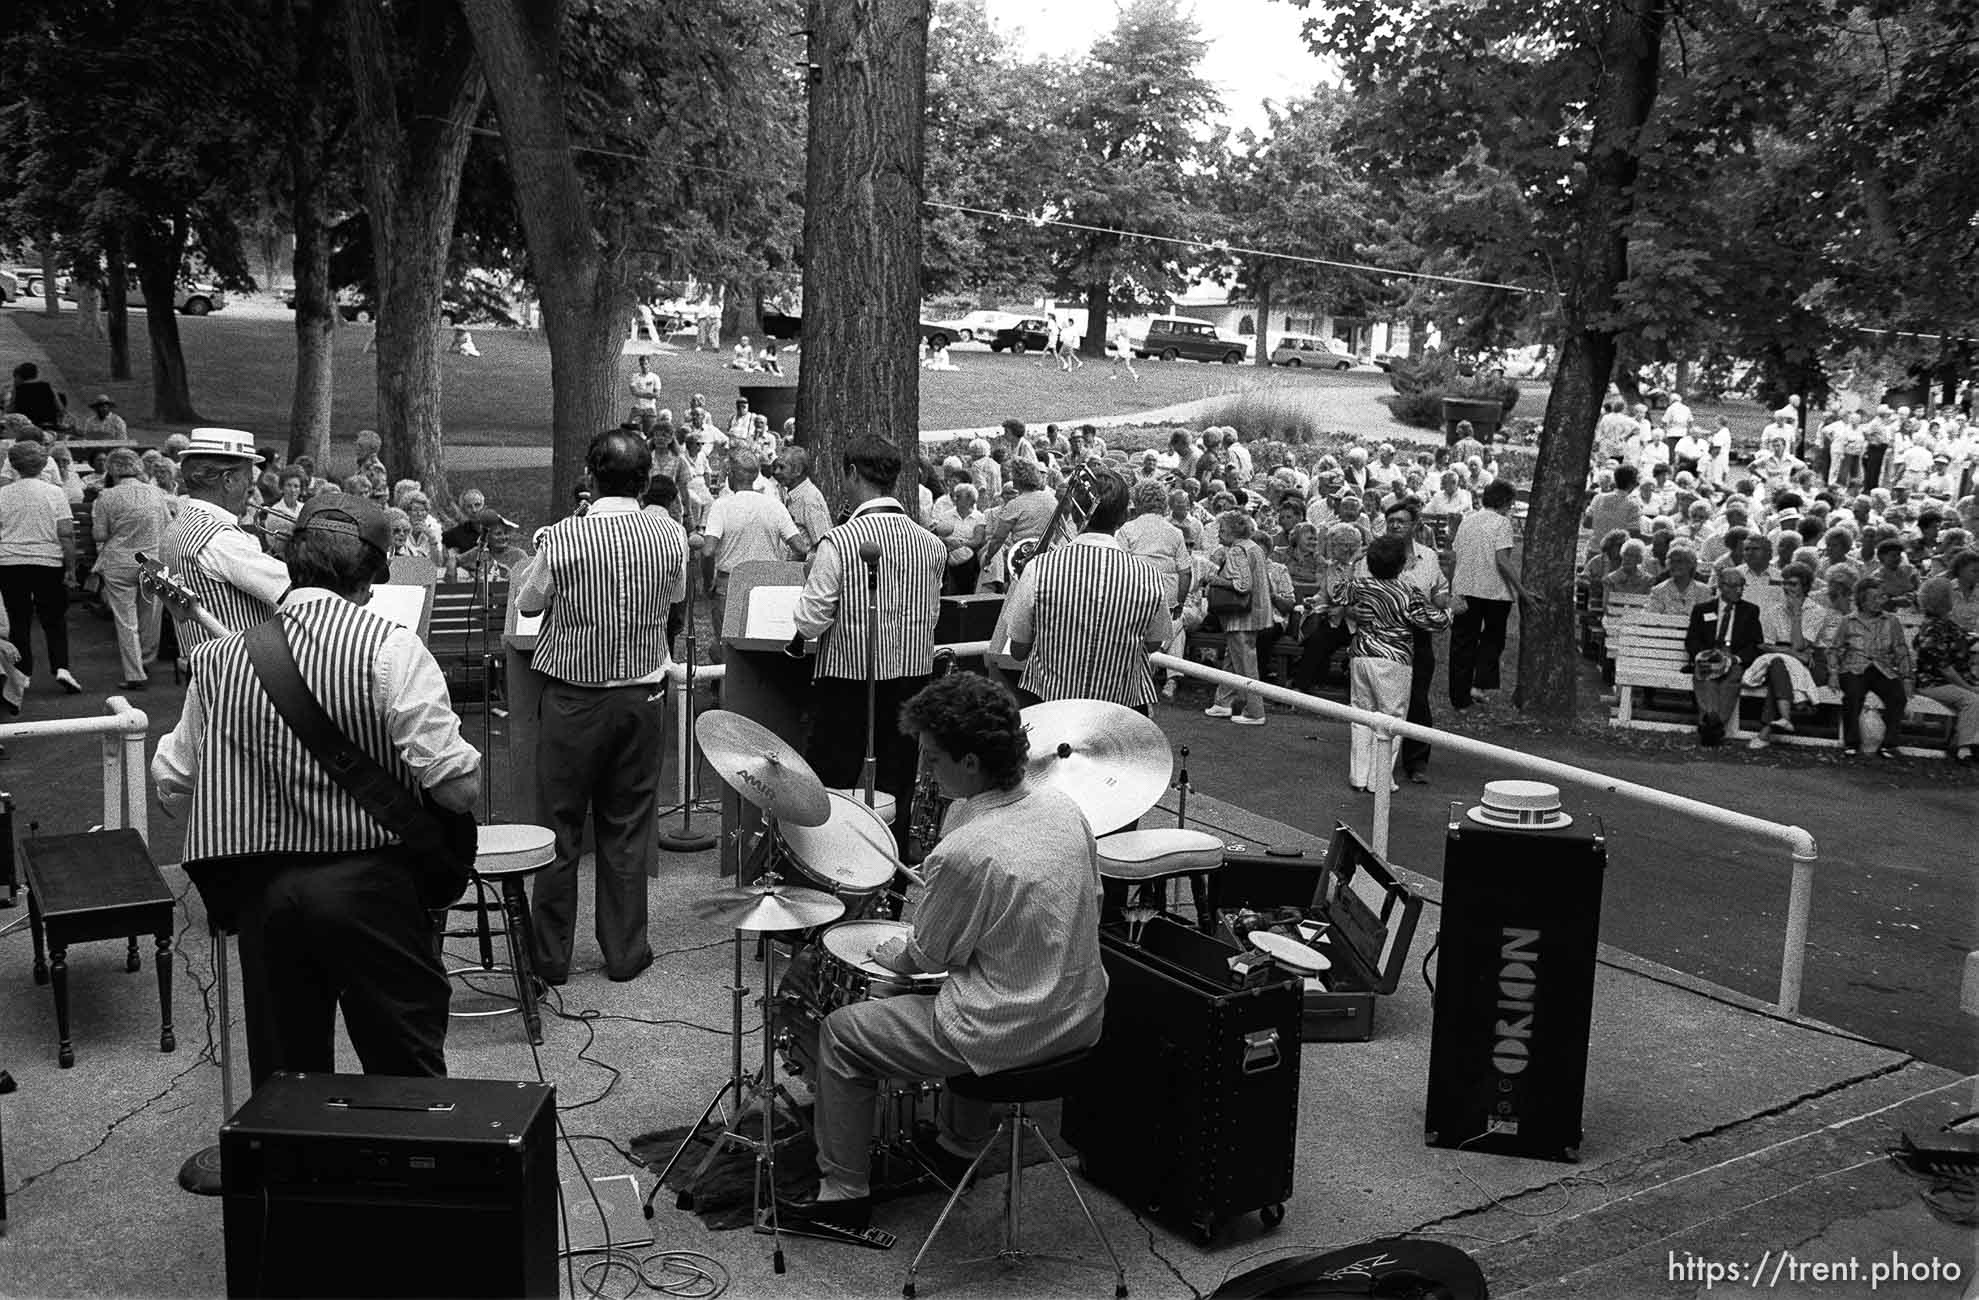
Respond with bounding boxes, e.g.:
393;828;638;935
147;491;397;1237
1583;393;1979;760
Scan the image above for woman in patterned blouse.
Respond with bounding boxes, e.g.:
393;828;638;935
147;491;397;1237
1913;576;1978;763
1344;534;1452;792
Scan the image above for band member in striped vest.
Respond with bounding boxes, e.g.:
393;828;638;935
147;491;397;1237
514;430;688;983
160;428;289;656
151;497;482;1089
1004;467;1172;711
792;436;946;856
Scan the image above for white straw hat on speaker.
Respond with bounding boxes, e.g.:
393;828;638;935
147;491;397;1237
181;427;264;464
1465;780;1573;831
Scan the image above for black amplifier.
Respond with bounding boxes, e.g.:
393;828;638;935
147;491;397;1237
936;593;1004;646
221;1072;557;1298
1425;809;1607;1163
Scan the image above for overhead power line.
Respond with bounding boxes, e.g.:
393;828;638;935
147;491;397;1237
441;118;1543;297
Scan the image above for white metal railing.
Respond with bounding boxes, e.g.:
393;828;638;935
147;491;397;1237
0;697;151;842
661;640;998;806
1151;652;1822;1017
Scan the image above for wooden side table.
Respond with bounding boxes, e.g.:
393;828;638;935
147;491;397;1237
21;830;176;1069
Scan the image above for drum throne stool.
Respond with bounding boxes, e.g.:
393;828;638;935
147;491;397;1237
440;826;555;1046
902;1047;1127;1298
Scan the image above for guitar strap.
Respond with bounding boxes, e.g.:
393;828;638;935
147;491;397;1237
243;618;460;867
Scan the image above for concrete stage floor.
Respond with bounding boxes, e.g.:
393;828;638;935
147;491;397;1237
1;793;1971;1299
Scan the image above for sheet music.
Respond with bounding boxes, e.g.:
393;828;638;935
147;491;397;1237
366;584;428;632
513;611;544;637
745;585;803;641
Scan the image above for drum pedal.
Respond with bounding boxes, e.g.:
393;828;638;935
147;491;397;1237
760;1216;898;1250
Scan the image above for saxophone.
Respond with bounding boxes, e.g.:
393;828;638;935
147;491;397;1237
903;648;957;866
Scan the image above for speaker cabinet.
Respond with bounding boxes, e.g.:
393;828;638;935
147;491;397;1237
1425;813;1606;1162
221;1072;557;1298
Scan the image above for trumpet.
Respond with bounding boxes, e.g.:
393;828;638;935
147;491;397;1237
1007;461;1109;579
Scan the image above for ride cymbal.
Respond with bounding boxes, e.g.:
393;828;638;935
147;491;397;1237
695;710;831;827
1019;699;1172;835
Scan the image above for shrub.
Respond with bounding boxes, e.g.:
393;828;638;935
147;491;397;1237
1386;348;1522;423
1192;387;1332;445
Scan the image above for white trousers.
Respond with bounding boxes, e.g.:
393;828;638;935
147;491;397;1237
1349;655;1411;789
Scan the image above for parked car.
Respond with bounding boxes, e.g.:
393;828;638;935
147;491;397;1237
284;287;514;328
1269;333;1355;369
931;309;1019;345
988;317;1053;354
0;268;17;305
1130;315;1246;364
67;270;226;315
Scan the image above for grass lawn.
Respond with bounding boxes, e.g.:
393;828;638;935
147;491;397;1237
14;300;1310;448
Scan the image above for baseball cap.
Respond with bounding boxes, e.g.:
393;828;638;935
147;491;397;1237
89;394;114;408
294;495;392;557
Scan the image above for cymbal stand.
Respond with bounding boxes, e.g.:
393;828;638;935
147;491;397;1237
1174;743;1192;829
643;898;806;1277
659;543;718;851
474;546;498;824
859;550;882;806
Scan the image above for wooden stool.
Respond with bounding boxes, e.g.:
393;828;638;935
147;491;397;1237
20;830;176;1069
442;825;554;1045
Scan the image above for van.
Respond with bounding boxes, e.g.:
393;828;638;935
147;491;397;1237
1130;316;1246;364
1268;334;1355;369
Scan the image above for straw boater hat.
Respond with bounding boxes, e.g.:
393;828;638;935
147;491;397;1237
1465;780;1573;831
181;427;263;464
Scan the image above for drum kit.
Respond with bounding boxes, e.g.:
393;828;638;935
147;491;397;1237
644;697;1229;1262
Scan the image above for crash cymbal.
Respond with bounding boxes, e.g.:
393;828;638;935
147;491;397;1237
1020;699;1172;836
695;710;831;827
694;879;847;933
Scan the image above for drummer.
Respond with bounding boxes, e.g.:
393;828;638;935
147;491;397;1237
780;673;1108;1232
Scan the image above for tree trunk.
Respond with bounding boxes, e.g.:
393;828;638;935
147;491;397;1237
1080;281;1111;359
1408;314;1426;361
796;0;931;515
39;245;60;316
346;0;483;499
281;0;336;467
721;284;765;345
103;236;131;380
131;221;201;423
1253;276;1275;367
457;0;629;518
1515;0;1667;722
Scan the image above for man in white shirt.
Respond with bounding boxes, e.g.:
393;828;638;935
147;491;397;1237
775;447;834;553
627;356;661;436
1662;392;1693;458
700;451;806;658
1224;429;1254;481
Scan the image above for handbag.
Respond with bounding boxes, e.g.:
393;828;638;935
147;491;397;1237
1208;583;1250;618
244;618;477;909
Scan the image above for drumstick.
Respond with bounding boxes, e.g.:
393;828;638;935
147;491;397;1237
896;864;926;889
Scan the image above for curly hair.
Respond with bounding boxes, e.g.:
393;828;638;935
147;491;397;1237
1217;509;1255;540
1130;476;1168;517
898;672;1028;792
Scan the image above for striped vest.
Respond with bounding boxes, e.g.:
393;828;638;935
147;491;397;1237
183;599;415;863
532;509;687;686
1018;541;1168;707
162;506;277;650
814;510;946;681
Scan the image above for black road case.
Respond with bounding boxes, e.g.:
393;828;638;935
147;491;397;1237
1063;917;1303;1245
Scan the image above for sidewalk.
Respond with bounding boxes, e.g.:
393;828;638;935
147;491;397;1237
1;743;1967;1298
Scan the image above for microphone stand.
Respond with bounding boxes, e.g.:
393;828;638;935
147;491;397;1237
472;534;496;824
659;533;718;852
859;545;882;807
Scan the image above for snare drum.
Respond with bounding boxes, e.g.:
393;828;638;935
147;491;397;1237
815;920;945;1015
777;791;898;899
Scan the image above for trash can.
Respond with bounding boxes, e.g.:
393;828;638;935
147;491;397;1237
1441;397;1503;446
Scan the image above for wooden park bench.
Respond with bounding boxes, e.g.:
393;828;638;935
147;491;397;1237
1610;610;1953;756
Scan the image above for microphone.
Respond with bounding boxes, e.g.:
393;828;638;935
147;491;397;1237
859;540;882;591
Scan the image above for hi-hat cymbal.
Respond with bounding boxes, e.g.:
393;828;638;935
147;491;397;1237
695;710;831;827
1020;699;1172;835
694;879;847;932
